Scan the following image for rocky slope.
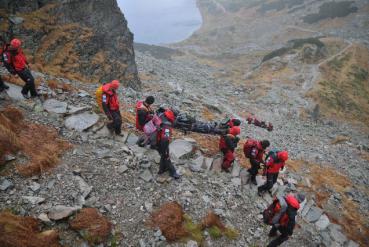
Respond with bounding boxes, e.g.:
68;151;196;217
0;0;368;246
0;0;140;89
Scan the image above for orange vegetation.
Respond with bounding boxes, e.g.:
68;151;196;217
201;211;225;230
70;208;112;245
0;107;71;176
0;211;61;247
148;202;188;242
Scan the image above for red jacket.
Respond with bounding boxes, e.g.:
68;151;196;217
219;134;237;151
102;84;119;111
272;195;299;227
249;141;264;162
10;48;28;72
135;101;153;131
265;154;285;174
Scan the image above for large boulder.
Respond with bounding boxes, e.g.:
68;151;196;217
43;99;68;114
65;112;99;131
5;84;24;101
48;205;78;220
169;139;195;160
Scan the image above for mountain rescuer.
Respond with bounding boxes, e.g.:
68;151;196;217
244;139;270;185
263;193;305;247
219;126;241;172
136;96;155;131
156;107;180;179
258;150;288;196
7;38;38;98
96;80;122;135
0;37;9;92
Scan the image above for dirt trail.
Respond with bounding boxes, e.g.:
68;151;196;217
302;40;353;93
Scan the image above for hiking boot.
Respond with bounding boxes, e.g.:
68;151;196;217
22;93;30;99
158;167;168;175
268;228;278;237
257;188;264;197
171;172;180;179
222;166;231;173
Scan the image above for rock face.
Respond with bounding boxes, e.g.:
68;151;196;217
1;0;140;89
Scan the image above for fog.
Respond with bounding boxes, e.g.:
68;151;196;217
117;0;202;45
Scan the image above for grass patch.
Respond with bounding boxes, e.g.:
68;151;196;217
0;106;71;176
0;211;61;247
262;37;325;63
148;203;239;245
70;208;112;245
303;1;358;24
308;44;369;126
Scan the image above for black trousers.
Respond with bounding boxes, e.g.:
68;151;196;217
107;110;122;135
17;68;37;97
0;76;7;91
248;159;260;181
267;226;290;247
157;139;176;176
258;172;279;192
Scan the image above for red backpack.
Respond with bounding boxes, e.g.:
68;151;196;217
243;139;259;158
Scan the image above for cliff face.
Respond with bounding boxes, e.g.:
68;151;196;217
0;0;140;89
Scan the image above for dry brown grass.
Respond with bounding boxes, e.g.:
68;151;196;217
201;211;225;230
330;135;351;145
139;72;157;81
16;123;71;176
0;108;23;165
0;211;61;247
291;160;369;246
147;202;189;242
70;208;112;245
0;107;71;176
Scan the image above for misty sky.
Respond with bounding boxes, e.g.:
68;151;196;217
117;0;202;45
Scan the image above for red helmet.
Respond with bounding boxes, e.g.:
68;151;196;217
164;110;175;123
110;80;120;90
10;38;21;49
277;151;289;162
229;126;241;136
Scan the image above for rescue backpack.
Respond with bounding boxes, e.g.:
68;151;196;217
1;44;16;75
263;199;280;225
243;139;259;158
95;85;104;111
265;149;279;162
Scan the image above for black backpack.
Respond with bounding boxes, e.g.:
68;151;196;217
1;44;16;75
263;199;278;225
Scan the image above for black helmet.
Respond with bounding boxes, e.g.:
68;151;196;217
145;96;155;105
261;140;270;149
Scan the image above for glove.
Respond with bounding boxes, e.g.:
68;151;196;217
234;136;240;143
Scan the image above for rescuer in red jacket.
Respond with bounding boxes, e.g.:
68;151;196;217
101;80;122;135
136;96;155;131
266;193;305;247
156;108;180;179
258;150;288;196
243;139;270;185
7;39;38;98
219;126;241;172
0;37;10;92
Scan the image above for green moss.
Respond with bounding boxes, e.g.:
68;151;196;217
183;214;204;244
224;227;239;239
208;226;222;239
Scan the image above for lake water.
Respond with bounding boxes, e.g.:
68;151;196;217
117;0;202;45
